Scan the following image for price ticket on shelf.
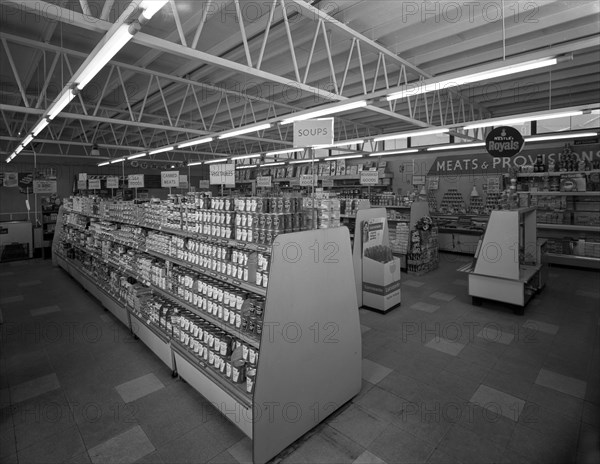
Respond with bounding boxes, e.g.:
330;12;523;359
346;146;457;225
256;176;272;188
300;174;317;186
360;170;379;185
106;176;119;189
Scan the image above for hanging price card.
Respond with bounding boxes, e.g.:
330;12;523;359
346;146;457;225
360;170;379;185
300;174;316;186
161;171;180;188
322;178;334;187
128;174;144;188
106;176;119;189
88;178;101;190
256;176;272;188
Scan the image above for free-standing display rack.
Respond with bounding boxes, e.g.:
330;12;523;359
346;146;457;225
468;207;546;313
53;206;361;463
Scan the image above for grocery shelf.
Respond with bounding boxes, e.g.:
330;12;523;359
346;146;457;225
528;191;600;196
517;170;600;177
545;253;600;269
537;224;600;232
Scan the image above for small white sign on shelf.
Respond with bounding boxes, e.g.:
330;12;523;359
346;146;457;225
360;170;379;185
88;178;101;190
300;174;317;186
257;176;272;188
161;171;180;188
106;176;119;189
128;174;144;188
209;163;235;185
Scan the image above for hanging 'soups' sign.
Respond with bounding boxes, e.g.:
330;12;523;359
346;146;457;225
485;126;525;158
293;118;334;147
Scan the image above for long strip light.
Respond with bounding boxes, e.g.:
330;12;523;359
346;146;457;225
31;119;49;136
231;154;262;160
218;123;271;139
265;148;304;156
524;132;598;142
178;137;213;149
463;111;584;130
374;128;449;142
149;146;174;155
47;89;76;120
188;161;204;166
369;149;419;157
21;134;34;147
204;158;229;164
128;153;147;160
110;158;126;163
236;165;258;169
261;162;285;167
387;58;559;101
281;101;367;125
427;142;486;151
98;161;110;166
329;154;364;160
289;159;315;165
314;138;365;149
139;0;169;20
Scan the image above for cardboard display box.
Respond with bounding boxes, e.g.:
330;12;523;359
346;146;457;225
362;256;401;312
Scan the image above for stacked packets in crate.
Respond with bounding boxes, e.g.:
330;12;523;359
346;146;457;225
407;217;439;275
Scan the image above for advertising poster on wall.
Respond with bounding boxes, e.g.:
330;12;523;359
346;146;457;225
2;172;18;188
18;172;34;194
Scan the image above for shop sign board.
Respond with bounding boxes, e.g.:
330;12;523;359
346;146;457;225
161;171;180;188
209;163;235;185
257;176;272;188
293;118;334;147
179;175;189;189
427;176;439;190
106;176;119;189
128;174;144;188
88;179;101;190
33;180;57;194
485;126;525;158
77;180;87;190
199;180;210;189
412;175;425;185
360;170;379;185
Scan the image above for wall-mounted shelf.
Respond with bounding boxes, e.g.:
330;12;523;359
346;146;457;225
527;191;600;196
517;170;600;178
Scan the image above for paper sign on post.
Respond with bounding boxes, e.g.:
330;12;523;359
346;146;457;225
199;180;210;189
88;179;101;190
209;164;235;185
77;180;87;190
33;180;57;194
257;176;272;188
78;173;87;182
106;176;119;189
179;175;189;189
300;174;317;186
128;174;144;188
161;171;180;188
360;170;379;185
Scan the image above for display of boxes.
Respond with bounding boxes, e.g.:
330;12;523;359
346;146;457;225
362;255;401;311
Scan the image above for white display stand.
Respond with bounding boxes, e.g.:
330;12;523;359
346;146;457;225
53;206;361;464
468;207;545;313
351;208;389;307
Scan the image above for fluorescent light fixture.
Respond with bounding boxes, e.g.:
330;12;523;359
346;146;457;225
262;162;285;167
315;139;365;149
128;153;147;160
463;111;584;130
427;142;486;151
374;128;449;142
218;123;272;139
281;101;367;125
289;159;314;165
110;158;125;163
178;137;213;148
204;158;228;164
387;58;559;101
47;89;76;120
140;0;169;20
265;148;304;156
149;146;174;155
76;25;133;90
329;154;364;160
369;149;419;157
14;145;24;155
188;161;203;166
31;119;49;136
524;132;598;142
21;134;34;147
6;156;12;163
236;165;257;170
98;161;110;166
231;154;261;160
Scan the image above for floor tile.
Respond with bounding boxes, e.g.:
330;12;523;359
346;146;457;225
403;280;424;288
526;384;584;421
522;319;559;335
457;403;517;448
16;425;86;464
0;295;23;304
424;337;465;357
367;423;434;464
18;280;42;287
362;359;392;385
115;373;165;403
477;326;515;345
329;404;389;448
10;373;60;404
518;402;580;442
207;450;237;464
452;279;468;286
88;425;155;464
30;305;61;317
352;450;386;464
409;302;440;313
430;291;456;302
227;437;253;464
0;271;15;277
535;369;587;399
436;423;505;464
285;425;364;463
582;401;600;426
483;370;534;401
575;289;599;299
470;384;526;421
508;423;577;463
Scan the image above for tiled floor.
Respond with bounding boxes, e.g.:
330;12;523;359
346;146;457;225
1;254;599;464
